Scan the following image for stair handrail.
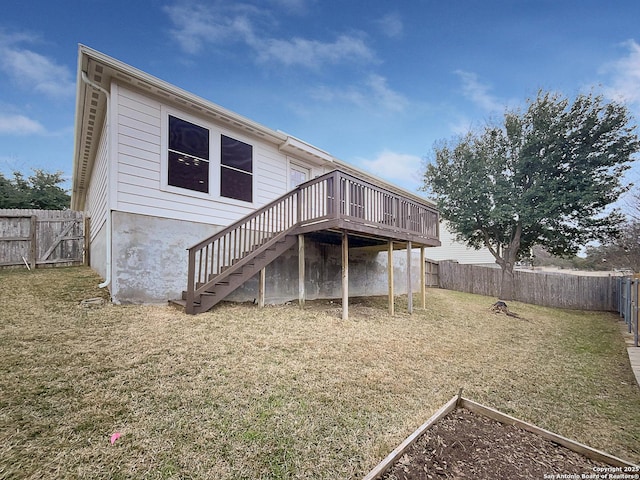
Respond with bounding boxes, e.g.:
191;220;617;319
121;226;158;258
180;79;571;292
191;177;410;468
186;170;340;312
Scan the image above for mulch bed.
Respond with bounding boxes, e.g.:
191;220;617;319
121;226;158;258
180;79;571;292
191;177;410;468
381;408;613;480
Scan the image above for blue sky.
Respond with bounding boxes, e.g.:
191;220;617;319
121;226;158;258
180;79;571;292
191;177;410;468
1;0;640;197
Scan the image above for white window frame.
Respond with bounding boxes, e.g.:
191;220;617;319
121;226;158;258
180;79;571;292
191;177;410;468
160;106;256;207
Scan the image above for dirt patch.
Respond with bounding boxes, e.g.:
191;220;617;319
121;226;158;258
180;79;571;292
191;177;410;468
381;409;612;480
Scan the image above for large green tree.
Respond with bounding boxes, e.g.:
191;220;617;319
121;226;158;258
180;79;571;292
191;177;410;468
423;91;639;299
0;169;70;210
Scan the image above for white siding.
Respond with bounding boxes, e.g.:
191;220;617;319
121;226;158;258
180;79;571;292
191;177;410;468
426;222;496;264
255;145;288;204
113;84;303;227
86;116;109;242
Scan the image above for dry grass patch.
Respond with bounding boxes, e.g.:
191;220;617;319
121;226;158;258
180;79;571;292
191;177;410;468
0;267;638;479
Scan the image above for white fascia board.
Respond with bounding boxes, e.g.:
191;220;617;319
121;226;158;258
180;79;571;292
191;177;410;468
77;45;288;145
278;134;335;165
71;47;92;211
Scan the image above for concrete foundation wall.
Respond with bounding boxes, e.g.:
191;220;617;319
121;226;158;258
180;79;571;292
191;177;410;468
110;211;221;304
213;243;426;305
106;211;427;304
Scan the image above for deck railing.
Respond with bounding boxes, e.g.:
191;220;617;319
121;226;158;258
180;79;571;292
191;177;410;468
186;170;439;309
336;174;439;238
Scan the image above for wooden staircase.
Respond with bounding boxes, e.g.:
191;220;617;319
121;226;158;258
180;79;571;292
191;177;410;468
175;232;297;314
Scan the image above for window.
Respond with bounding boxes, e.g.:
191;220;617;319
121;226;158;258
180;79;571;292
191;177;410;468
164;113;254;203
221;135;253;202
168;115;209;193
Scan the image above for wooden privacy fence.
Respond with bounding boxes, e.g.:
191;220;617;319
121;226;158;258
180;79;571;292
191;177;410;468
618;277;639;347
437;260;619;311
425;260;439;287
0;209;86;269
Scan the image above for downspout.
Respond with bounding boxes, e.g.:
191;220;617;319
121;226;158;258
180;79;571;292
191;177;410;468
80;71;112;289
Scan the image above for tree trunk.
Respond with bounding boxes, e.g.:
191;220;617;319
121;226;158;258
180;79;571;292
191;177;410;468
499;264;516;300
481;223;521;301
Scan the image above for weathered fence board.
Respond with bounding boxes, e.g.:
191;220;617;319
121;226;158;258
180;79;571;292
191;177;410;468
437;261;619;311
0;210;85;268
425;260;439;287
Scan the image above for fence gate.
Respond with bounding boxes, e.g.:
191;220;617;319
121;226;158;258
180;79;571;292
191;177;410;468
618;277;639;347
425;259;439;287
0;209;86;269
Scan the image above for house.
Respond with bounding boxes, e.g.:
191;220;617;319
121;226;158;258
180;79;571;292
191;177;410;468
428;222;496;265
71;45;440;316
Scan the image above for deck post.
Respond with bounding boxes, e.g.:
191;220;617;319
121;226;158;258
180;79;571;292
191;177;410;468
388;241;394;316
342;231;349;320
186;248;196;315
258;267;266;308
420;246;426;309
407;241;413;314
298;234;305;308
333;171;341;218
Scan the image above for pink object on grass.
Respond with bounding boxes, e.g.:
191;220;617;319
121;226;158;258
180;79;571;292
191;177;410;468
110;432;121;445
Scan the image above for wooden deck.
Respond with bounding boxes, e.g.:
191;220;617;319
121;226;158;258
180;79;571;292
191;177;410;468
182;169;440;314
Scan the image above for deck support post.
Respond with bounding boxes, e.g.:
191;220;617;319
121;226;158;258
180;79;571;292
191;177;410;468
420;246;426;309
388;241;394;316
258;267;266;308
298;234;305;308
407;241;413;314
342;231;349;320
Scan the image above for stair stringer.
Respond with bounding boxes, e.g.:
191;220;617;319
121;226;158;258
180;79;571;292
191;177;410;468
189;233;298;314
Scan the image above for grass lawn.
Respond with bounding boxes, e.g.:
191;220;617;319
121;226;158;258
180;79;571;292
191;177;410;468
1;266;638;479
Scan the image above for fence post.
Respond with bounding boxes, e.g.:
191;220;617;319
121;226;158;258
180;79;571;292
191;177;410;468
29;215;37;270
629;279;640;347
618;277;623;317
84;215;91;266
620;278;627;323
628;279;633;334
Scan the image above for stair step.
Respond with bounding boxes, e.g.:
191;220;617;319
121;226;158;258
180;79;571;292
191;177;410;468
183;233;298;314
169;298;187;307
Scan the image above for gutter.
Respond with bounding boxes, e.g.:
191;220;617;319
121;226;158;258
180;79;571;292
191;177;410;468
80;70;112;290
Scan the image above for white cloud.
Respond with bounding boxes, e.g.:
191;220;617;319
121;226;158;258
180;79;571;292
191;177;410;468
365;74;408;112
356;149;423;192
376;13;403;39
257;34;375;68
269;0;312;15
454;70;505;113
311;74;407;112
0;32;74;98
602;39;640;107
163;3;260;54
0;113;45;135
164;1;376;68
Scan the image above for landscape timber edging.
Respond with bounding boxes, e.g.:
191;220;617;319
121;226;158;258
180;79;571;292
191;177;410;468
362;391;638;480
